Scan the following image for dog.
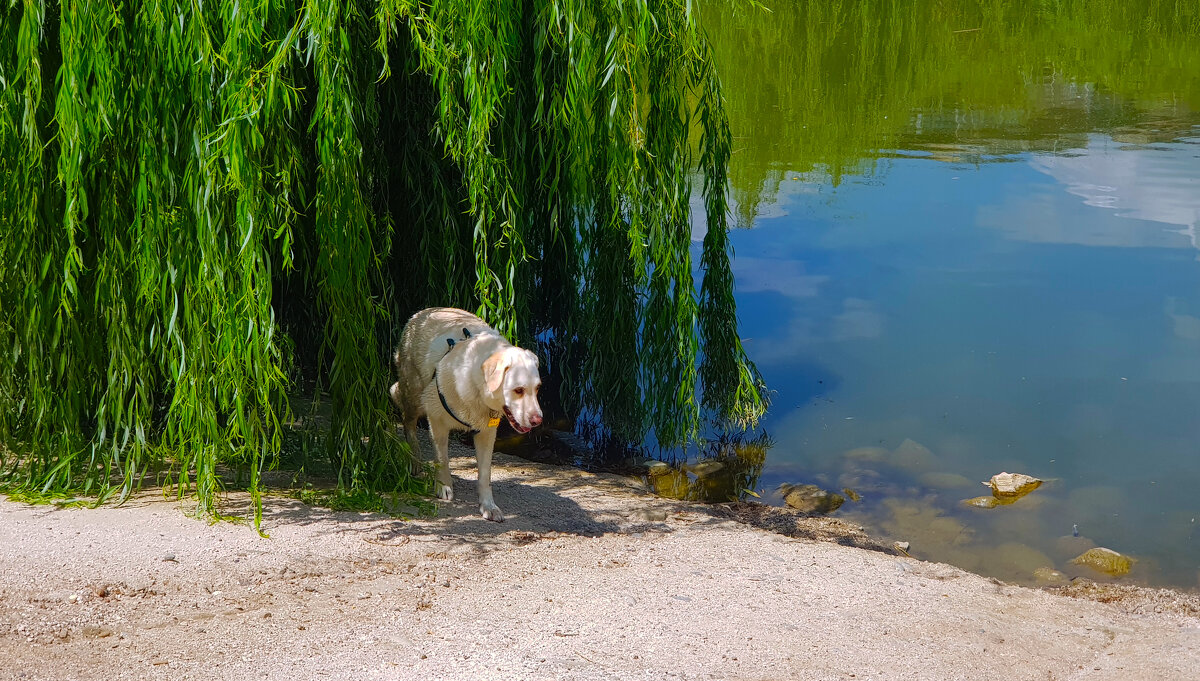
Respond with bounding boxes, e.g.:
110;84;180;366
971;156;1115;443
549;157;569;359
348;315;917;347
389;307;543;521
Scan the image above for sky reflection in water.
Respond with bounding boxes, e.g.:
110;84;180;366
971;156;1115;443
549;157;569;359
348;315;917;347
700;0;1200;587
731;133;1200;586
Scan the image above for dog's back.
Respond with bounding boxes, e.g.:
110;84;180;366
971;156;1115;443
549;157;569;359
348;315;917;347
390;307;500;434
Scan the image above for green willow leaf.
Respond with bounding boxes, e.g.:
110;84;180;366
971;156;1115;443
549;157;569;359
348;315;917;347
1;0;766;521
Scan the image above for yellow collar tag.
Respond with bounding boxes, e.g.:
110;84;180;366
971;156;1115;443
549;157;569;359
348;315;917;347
487;416;501;428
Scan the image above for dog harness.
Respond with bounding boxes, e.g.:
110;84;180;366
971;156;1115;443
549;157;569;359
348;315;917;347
432;328;503;432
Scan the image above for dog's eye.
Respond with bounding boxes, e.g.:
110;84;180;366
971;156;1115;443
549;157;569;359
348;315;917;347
514;387;525;396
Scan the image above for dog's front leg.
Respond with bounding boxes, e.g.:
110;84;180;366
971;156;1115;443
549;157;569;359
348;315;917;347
429;422;454;501
473;426;503;522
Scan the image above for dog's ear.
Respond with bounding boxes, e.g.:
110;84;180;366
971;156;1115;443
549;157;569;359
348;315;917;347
482;350;511;395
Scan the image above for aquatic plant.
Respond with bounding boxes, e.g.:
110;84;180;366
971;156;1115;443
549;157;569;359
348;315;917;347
0;0;767;524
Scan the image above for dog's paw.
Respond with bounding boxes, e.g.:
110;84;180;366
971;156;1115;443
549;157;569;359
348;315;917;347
436;484;454;501
480;502;505;523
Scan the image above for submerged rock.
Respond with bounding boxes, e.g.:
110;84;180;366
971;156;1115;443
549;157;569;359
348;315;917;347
1034;567;1068;584
838;469;881;489
982;472;1043;499
980;542;1055;579
1071;547;1135;577
686;460;725;478
645;461;673;477
779;484;844;514
842;488;862;502
919;472;975;490
880;497;974;547
891;439;936;472
843;446;889;465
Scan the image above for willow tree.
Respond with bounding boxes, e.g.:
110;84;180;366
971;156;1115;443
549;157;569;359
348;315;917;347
0;0;766;522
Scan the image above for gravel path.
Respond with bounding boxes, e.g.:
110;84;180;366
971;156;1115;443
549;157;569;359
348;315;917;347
2;450;1199;681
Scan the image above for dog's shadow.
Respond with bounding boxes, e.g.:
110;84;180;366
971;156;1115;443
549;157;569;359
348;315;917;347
261;440;676;551
374;446;646;543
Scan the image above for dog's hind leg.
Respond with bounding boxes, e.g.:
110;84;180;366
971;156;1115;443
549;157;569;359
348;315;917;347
390;382;425;473
428;421;454;501
401;415;424;475
472;426;503;522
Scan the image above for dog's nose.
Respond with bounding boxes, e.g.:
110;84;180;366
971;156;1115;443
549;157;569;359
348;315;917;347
530;413;543;428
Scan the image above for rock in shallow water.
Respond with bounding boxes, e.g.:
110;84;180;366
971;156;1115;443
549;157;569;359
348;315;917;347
880;498;975;547
779;484;844;514
891;439;936;472
982;472;1043;499
843;446;889;465
686;460;725;478
1034;567;1068;584
980;542;1055;579
645;461;672;477
1071;547;1135;577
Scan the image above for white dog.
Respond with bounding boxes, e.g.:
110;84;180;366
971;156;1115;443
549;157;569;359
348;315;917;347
389;307;543;521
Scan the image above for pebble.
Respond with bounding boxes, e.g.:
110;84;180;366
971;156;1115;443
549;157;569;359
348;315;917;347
162;552;176;562
81;625;114;639
631;509;668;522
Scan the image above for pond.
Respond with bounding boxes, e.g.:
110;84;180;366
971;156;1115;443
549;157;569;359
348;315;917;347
701;0;1200;588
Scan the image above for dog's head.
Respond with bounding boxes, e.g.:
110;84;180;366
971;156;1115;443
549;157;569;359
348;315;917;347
482;347;543;433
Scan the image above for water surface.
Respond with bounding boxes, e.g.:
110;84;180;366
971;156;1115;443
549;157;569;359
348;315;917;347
701;0;1200;588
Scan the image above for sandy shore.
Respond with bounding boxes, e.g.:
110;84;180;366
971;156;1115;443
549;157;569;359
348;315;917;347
2;448;1199;681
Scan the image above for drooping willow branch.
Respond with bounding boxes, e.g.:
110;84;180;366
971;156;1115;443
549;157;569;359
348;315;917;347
0;0;767;522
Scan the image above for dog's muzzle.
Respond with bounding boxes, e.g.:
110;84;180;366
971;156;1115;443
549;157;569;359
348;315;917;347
503;407;535;434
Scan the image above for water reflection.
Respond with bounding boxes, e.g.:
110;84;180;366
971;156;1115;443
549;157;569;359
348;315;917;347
645;433;771;503
703;0;1200;221
694;0;1200;588
1025;136;1200;254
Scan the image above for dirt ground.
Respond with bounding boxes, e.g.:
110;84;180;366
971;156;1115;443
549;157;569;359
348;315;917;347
2;448;1199;681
